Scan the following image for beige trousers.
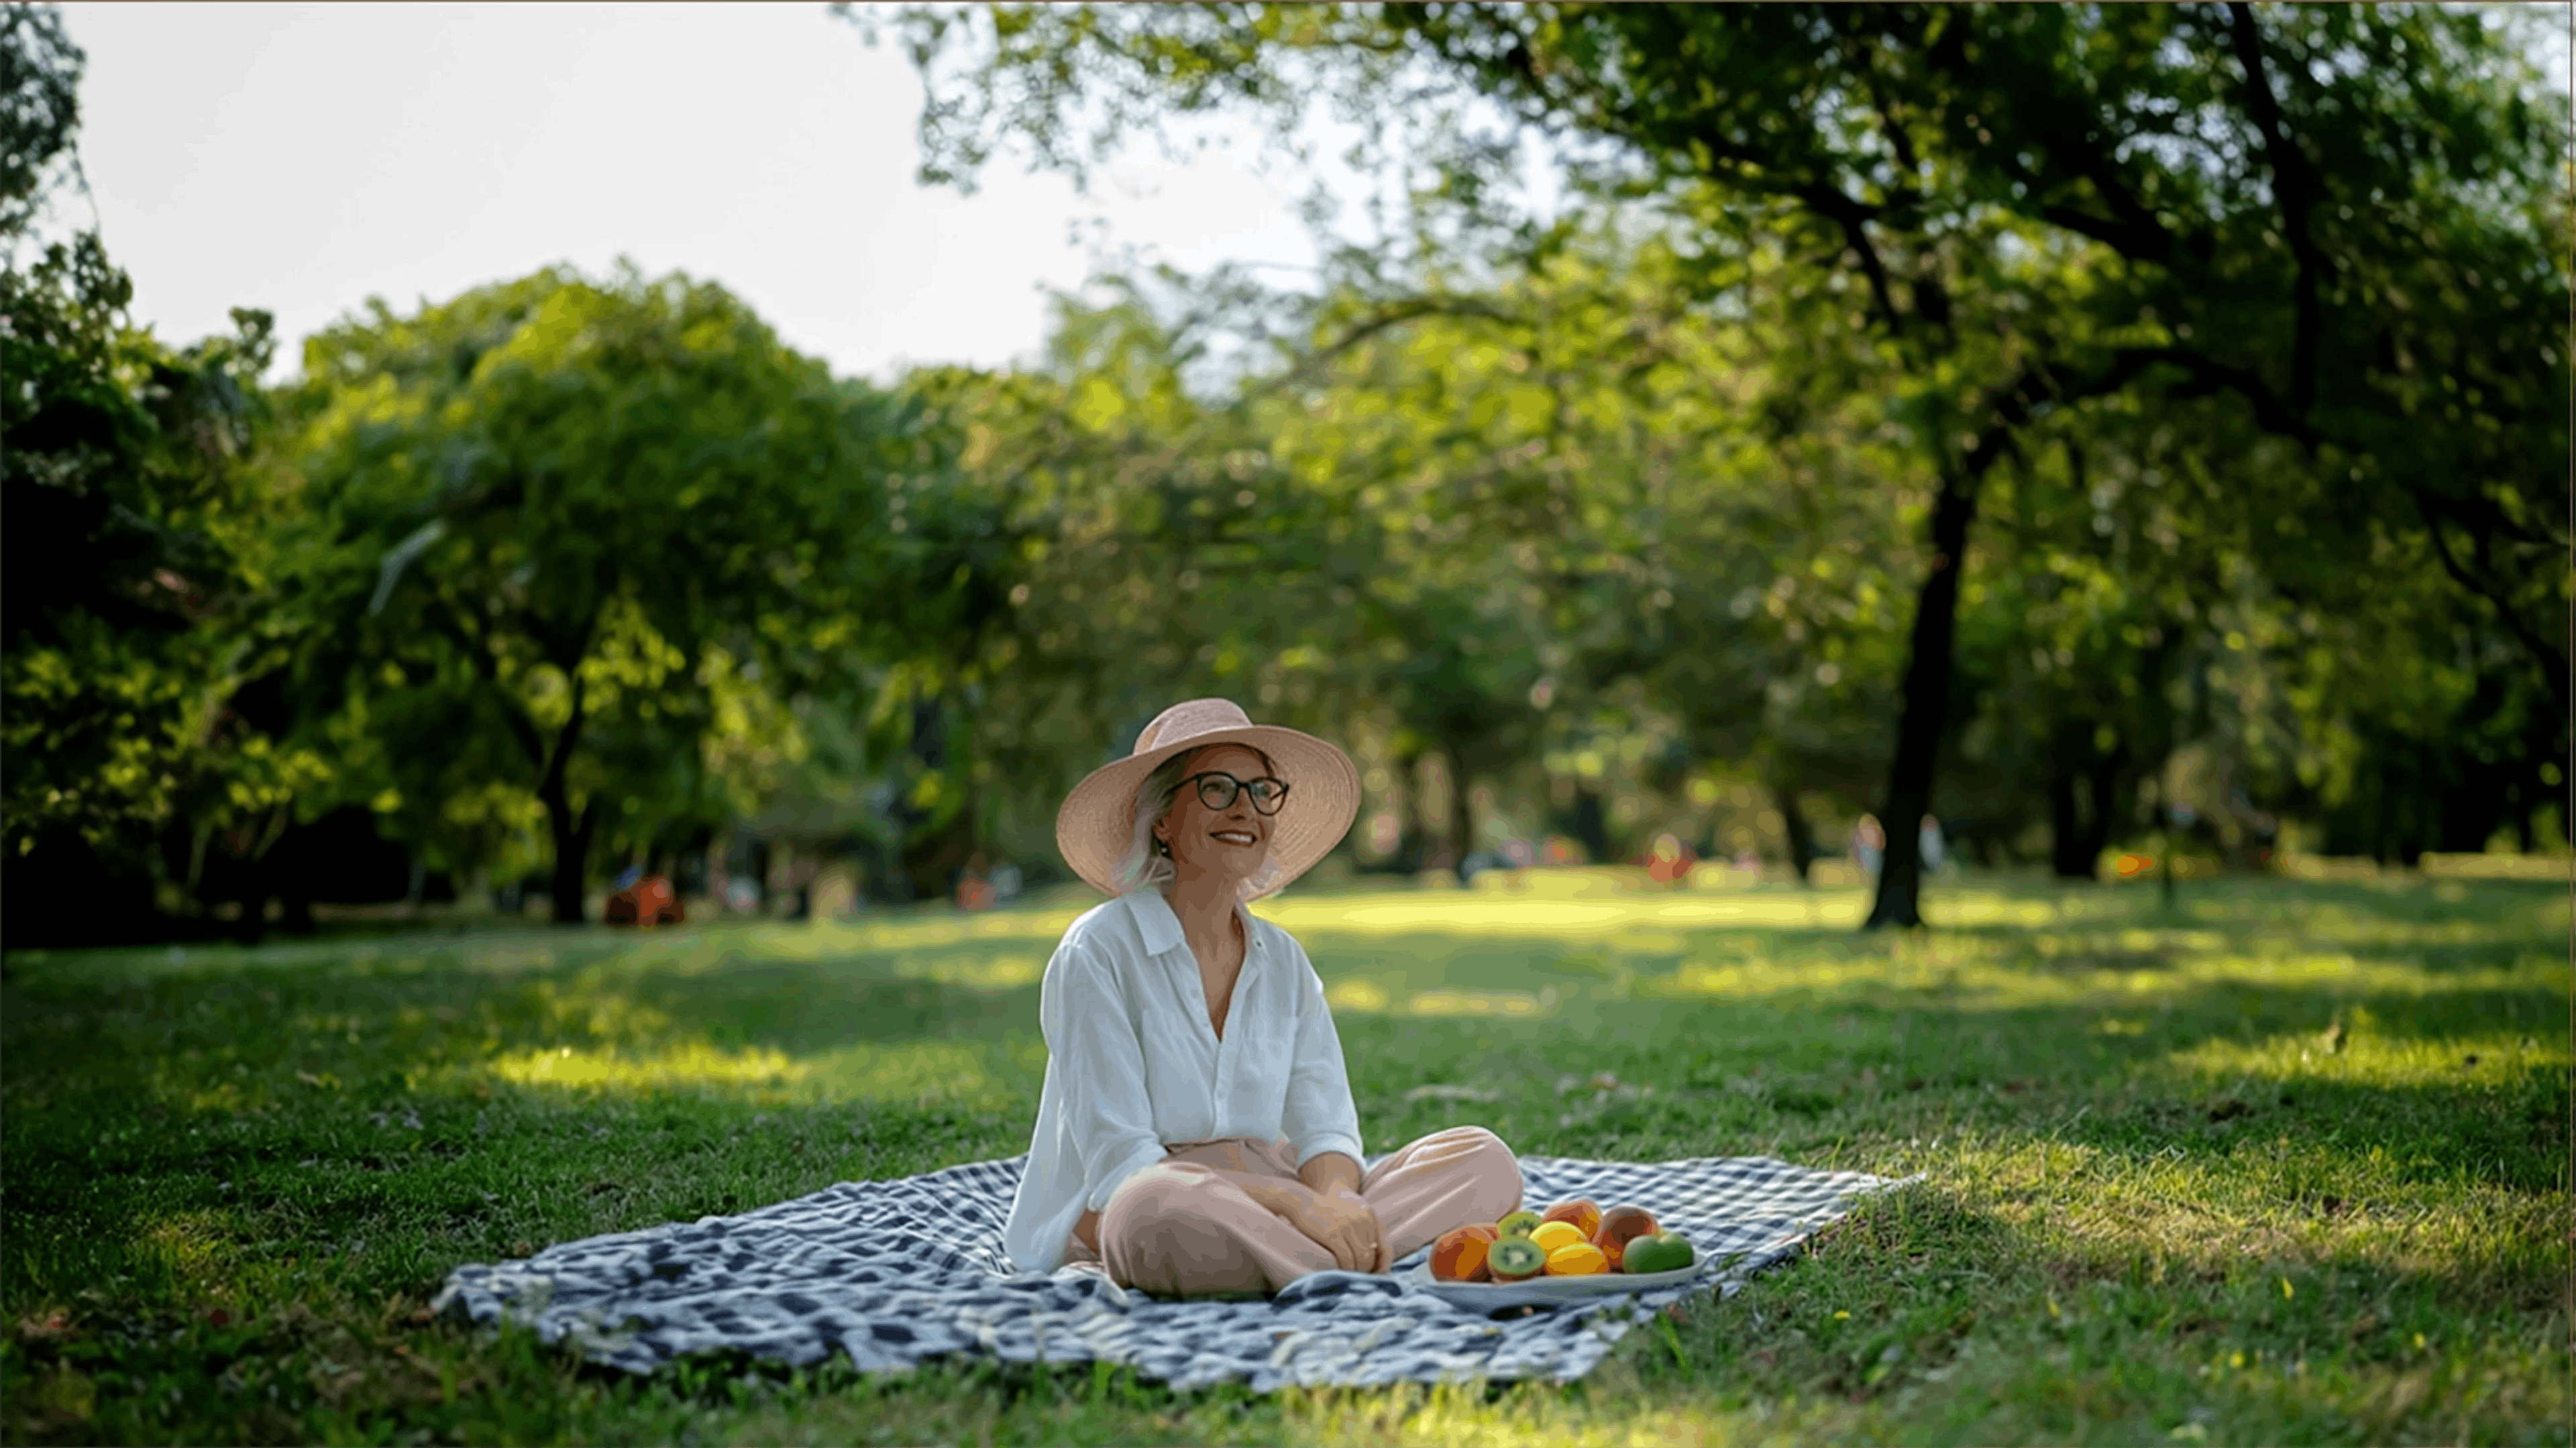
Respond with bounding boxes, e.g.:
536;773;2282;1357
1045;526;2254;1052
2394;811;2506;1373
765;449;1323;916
1065;1125;1524;1298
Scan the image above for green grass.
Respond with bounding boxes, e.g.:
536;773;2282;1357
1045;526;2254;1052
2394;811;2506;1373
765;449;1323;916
3;870;2567;1446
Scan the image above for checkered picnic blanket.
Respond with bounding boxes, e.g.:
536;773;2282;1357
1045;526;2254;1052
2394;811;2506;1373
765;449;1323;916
431;1152;1917;1392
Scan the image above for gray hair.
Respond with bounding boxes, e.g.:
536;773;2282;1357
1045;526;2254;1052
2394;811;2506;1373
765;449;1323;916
1115;743;1283;897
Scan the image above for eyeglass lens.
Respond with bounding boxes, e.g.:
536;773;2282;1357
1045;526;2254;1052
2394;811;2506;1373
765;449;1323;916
1196;773;1287;814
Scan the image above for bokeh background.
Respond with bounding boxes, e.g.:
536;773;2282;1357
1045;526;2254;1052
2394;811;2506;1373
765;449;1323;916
5;1;2569;947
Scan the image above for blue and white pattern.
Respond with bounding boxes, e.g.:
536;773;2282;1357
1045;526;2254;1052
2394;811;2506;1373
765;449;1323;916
431;1152;1918;1392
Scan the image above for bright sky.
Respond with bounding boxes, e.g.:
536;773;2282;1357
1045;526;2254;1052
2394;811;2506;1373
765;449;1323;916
55;2;1336;387
50;3;2575;391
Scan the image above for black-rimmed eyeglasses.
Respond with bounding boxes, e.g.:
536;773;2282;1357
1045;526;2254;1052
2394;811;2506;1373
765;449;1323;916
1183;771;1290;815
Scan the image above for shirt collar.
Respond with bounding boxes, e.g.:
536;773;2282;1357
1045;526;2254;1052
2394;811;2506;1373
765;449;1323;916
1122;889;1261;958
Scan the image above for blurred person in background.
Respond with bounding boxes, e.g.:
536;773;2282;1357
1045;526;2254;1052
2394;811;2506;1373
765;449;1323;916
1854;814;1886;878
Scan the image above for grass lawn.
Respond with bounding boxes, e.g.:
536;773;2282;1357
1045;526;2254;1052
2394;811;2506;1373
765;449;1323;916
3;869;2567;1446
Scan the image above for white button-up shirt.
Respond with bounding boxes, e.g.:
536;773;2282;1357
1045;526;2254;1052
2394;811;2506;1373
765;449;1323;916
1002;888;1365;1274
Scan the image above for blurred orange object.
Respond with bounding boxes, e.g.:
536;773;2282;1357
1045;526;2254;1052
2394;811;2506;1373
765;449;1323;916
605;875;683;926
1642;832;1697;886
957;875;997;913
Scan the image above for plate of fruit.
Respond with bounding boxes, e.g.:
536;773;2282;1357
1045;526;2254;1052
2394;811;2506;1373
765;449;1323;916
1402;1199;1709;1311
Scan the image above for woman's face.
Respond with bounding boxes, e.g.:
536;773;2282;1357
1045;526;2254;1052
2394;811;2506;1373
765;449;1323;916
1155;744;1281;887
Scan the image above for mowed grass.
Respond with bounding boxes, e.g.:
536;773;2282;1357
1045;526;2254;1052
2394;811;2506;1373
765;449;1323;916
2;870;2567;1446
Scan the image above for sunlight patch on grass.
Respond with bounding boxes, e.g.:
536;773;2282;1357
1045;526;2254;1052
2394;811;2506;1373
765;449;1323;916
2163;1024;2569;1088
886;951;1049;993
1289;1376;1728;1447
517;977;683;1044
1326;978;1391;1012
478;1037;1014;1105
1450;869;1664;899
1652;895;1866;926
133;1210;237;1288
1609;930;1695;957
149;1062;251;1113
1403;987;1560;1019
1930;894;2064;926
486;1040;809;1091
1658;959;1856;999
1319;901;1629;931
1648;930;2561;1016
1274;887;1874;935
826;911;1091;954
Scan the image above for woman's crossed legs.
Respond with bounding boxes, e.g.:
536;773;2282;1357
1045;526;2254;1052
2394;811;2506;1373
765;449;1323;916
1068;1125;1523;1298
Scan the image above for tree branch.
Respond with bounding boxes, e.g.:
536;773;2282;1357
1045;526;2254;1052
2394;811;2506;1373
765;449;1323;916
2110;345;2318;451
2224;1;2324;418
428;586;549;771
2413;491;2571;704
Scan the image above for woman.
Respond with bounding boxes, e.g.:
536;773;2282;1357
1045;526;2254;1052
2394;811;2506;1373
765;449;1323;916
1002;698;1525;1297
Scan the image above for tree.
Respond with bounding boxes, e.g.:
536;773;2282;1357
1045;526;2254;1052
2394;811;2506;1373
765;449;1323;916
272;264;896;923
1;5;322;946
868;0;2569;928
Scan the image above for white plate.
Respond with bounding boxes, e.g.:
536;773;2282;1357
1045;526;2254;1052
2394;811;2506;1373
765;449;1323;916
1399;1257;1713;1313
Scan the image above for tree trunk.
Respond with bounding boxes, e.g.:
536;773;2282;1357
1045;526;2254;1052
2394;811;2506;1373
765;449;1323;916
2086;744;2129;862
2049;763;2088;877
707;825;734;911
896;691;978;899
1393;744;1432;871
1558;783;1609;867
543;791;600;924
1442;736;1475;871
532;669;597;924
1773;777;1816;885
2049;722;2127;878
1864;471;1976;930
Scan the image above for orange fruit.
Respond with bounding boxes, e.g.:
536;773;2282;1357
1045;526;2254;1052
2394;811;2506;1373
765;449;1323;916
1430;1223;1499;1282
1544;1241;1609;1276
1592;1205;1660;1271
1541;1198;1603;1240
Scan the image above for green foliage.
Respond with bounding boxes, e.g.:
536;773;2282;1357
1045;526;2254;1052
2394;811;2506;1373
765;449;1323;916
0;3;83;241
268;264;904;907
1;8;317;913
870;0;2571;915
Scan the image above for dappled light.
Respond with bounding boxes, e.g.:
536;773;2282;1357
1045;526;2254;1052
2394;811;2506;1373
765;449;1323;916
485;1040;809;1093
1319;900;1629;932
2162;1023;2559;1095
129;1211;241;1294
1399;987;1560;1020
474;1036;1025;1109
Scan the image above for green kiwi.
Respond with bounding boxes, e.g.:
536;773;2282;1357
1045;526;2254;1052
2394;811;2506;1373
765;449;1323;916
1485;1235;1547;1281
1493;1210;1544;1239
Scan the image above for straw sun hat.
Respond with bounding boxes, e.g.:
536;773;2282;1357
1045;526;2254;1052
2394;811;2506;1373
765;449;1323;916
1055;698;1360;901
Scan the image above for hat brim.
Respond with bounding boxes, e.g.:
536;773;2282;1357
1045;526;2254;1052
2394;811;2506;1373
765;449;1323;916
1055;724;1360;901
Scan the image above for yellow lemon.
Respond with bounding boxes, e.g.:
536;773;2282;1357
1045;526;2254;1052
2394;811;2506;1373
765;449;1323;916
1545;1241;1609;1276
1529;1220;1588;1254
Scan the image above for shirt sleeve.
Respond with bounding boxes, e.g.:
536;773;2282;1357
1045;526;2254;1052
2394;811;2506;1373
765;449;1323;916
1038;931;1170;1213
1278;940;1365;1174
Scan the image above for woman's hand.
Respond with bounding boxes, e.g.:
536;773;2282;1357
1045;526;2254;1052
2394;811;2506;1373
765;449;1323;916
1285;1185;1388;1273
